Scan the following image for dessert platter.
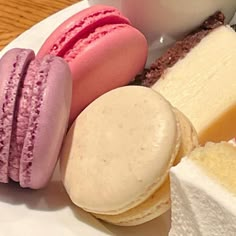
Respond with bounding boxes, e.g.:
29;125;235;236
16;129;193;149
0;0;236;235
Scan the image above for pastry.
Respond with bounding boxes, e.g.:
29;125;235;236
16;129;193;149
38;5;148;124
170;141;236;235
60;86;198;225
0;48;72;189
132;12;236;144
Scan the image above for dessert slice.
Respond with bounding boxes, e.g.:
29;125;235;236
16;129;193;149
133;12;236;144
169;141;236;236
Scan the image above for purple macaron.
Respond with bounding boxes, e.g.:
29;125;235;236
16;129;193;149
0;48;72;189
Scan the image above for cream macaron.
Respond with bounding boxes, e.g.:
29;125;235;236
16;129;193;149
94;108;198;226
60;86;198;225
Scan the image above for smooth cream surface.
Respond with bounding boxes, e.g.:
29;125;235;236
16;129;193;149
170;144;236;236
60;86;179;214
152;26;236;144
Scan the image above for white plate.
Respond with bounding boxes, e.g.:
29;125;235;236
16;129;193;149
0;1;170;235
2;1;236;235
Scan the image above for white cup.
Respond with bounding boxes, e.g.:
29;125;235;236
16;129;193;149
87;0;121;9
87;0;236;66
121;0;236;66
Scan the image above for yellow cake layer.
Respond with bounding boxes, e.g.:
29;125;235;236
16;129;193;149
189;142;236;195
152;26;236;144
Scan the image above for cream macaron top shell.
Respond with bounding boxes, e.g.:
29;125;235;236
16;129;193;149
60;86;180;215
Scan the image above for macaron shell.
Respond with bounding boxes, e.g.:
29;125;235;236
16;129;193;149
37;5;131;58
0;48;34;183
93;177;171;226
19;55;72;189
8;52;36;182
68;23;147;122
37;5;147;123
60;86;179;215
93;110;199;226
173;109;199;165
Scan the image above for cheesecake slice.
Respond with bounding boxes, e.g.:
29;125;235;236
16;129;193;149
132;12;236;144
169;141;236;236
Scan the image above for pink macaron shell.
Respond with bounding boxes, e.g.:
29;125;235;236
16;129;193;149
37;5;130;58
67;23;148;123
19;56;72;189
0;48;34;183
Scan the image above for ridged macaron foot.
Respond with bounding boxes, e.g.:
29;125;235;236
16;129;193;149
37;5;148;124
0;48;72;189
60;86;197;225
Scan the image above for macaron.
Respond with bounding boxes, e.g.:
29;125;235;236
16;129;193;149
0;48;72;189
60;86;198;225
37;5;148;124
95;108;198;226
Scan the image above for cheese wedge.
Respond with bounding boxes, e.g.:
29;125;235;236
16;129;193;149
152;25;236;144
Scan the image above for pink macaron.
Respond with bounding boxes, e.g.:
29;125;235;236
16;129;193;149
0;48;72;189
37;5;148;124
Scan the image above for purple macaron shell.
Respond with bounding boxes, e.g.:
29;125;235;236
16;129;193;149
0;48;34;183
19;55;72;189
8;52;36;182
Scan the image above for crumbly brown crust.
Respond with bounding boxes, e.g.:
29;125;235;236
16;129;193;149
231;24;236;31
130;11;225;87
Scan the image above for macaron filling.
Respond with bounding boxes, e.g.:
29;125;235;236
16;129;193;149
19;56;53;187
64;24;129;62
49;8;130;57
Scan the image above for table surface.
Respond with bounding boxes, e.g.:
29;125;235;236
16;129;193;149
0;0;81;50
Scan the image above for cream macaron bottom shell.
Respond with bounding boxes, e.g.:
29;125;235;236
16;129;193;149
173;109;199;165
94;109;198;226
60;86;182;216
